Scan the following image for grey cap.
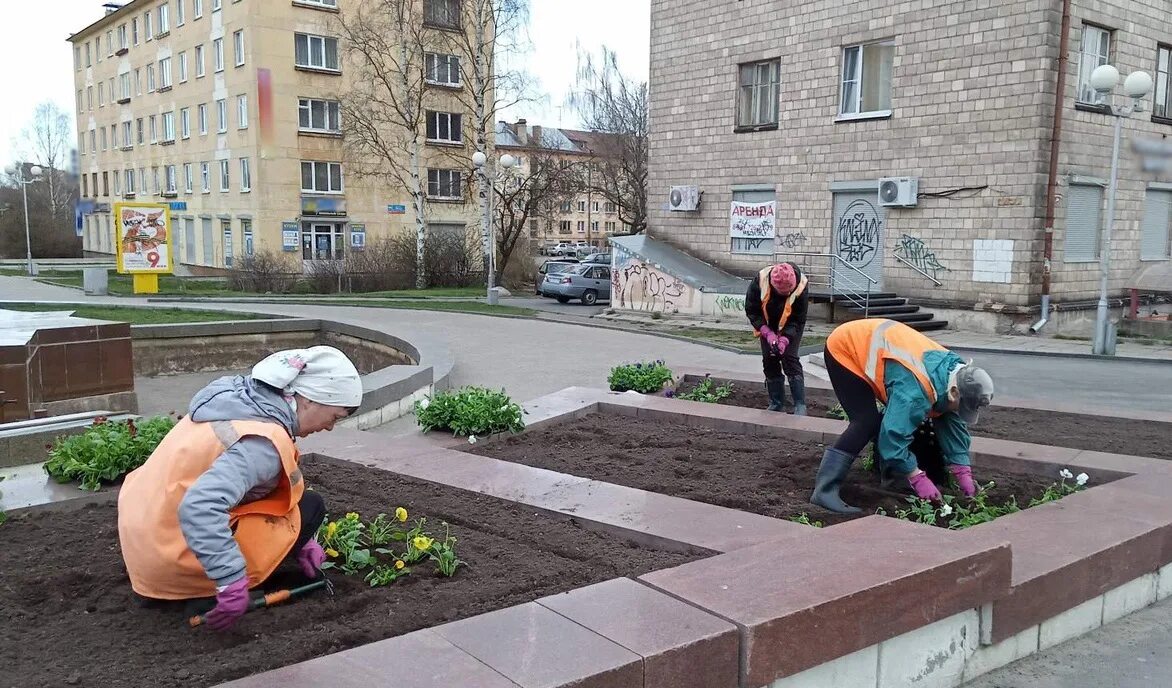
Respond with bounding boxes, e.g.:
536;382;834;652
956;365;994;425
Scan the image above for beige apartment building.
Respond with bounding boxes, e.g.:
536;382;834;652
69;0;479;274
646;0;1172;333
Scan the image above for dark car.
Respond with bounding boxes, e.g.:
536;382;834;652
581;252;611;265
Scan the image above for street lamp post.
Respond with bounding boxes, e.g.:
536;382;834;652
1088;65;1153;355
8;163;43;276
472;151;517;305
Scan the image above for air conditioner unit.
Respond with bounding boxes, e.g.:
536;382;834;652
668;185;700;212
878;177;919;208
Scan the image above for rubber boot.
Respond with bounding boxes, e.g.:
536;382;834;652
810;447;862;513
789;375;807;416
765;377;786;412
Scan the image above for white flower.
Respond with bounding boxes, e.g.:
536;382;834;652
1059;468;1074;480
420;398;431;410
467;435;478;445
1076;473;1089;486
939;503;953;517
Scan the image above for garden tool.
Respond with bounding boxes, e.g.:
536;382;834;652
188;575;334;628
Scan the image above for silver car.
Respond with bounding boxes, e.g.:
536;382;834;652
541;264;612;305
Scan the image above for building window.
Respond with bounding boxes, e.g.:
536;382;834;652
301;223;345;261
592;201;600;212
592;221;599;233
122;121;132;148
1140;188;1172;260
1077;25;1111;104
237;95;249;129
113;170;121;196
529;219;539;237
136;118;144;144
184;163;193;193
196;44;205;77
134;68;141;95
151;167;159;194
149;115;158;142
159;57;172;89
179;52;188;82
577;220;585;232
559;200;571;212
117;24;128;50
86;86;93;110
301;161;343;193
111;124;119;148
125;169;135;194
605;221;616;232
1156;46;1172;120
216;99;227;132
605;201;616;212
198;103;208;134
298;98;341;132
294;33;340;71
119;72;131;101
177;0;185;25
424;0;460;29
195;0;203;17
730;187;776;255
77;89;83;113
200;162;210;192
840;40;894;117
212;0;222;10
145;10;153;40
234;30;245;66
85;41;91;66
425;52;460;86
427;168;462;199
559;220;571;234
89;129;96;152
577;200;586;212
102;171;109;196
213;37;224;72
147;63;156;91
219;160;230;191
98;82;105;106
100;128;107;151
242;218;254;257
82;175;88;197
426;111;462;143
298;0;337;6
132;18;139;45
736;59;780;129
180;108;190;138
223;221;233;267
158;3;170;34
1065;182;1103;262
165;165;177;193
240;157;251;191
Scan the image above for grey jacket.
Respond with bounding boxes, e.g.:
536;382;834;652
178;375;299;588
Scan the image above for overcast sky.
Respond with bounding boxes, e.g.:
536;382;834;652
0;0;650;166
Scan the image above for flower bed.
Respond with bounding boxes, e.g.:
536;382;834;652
471;413;1068;526
0;456;699;688
677;378;1172;460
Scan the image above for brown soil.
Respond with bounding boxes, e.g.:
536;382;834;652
472;414;1057;528
682;379;1171;460
0;457;701;688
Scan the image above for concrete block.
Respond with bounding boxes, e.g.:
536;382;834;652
1102;573;1158;624
962;625;1039;682
768;644;878;688
877;609;979;688
1038;596;1103;650
1157;563;1172;601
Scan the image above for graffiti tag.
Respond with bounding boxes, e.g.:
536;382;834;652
714;295;746;315
618;262;687;314
893;234;950;279
835;199;882;267
778;231;807;250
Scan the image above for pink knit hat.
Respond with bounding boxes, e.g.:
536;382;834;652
769;263;797;294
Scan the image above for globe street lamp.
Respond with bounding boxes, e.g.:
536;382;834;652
7;163;44;276
472;152;517;305
1088;65;1153;355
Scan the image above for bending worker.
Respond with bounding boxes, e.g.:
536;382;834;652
744;261;810;414
811;318;994;513
118;346;363;630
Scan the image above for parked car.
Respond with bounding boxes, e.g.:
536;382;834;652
582;252;611;265
541;264;612;305
535;260;579;295
549;242;577;257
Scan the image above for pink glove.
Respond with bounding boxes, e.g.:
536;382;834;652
297;539;327;579
759;326;779;350
774;336;789;357
949;465;977;497
204;577;251;631
908;472;942;502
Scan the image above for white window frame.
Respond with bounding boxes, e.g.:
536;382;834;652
300;160;344;193
426;110;462;143
212;0;222;10
219;159;230;192
106;30;114;56
132;18;139;45
119;72;131;101
149;115;158;143
177;0;186;25
237;94;249;129
1077;25;1112;105
136;118;144;144
216;99;227;133
195;45;205;77
838;39;895;119
736;59;780;129
194;0;203;18
200;162;210;192
242;218;254;257
425;52;461;86
213;37;224;72
233;30;245;67
159;57;172;89
296;0;337;6
297;97;341;132
135;68;141;95
98;81;105;107
147;63;156;92
294;33;340;72
180;107;190;138
118;24;128;50
165;164;177;193
125;169;136;194
424;0;460;29
426;168;462;199
121;121;132;148
179;52;188;82
184;163;193;193
162;111;175;142
158;3;170;34
1155;45;1171;120
145;10;153;40
240;157;251;191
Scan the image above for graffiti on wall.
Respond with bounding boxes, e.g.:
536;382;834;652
613;249;694;314
714;294;746;316
893;233;950;280
835;199;883;266
778;231;807;250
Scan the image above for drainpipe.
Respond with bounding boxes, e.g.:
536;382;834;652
1033;0;1073;333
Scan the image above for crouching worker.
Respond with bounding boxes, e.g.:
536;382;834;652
744;261;810;414
117;346;363;630
810;319;994;514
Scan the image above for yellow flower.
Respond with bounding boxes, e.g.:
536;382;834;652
325;522;339;539
345;512;360;521
325;548;339;558
413;536;433;552
394;560;405;570
395;507;408;523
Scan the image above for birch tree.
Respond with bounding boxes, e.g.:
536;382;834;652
12;101;76;225
492;150;583;279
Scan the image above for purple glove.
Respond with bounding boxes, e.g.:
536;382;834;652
204;577;250;631
908;471;942;502
774;336;789;357
759;326;779;351
949;465;977;497
297;539;327;579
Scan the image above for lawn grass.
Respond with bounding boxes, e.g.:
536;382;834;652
0;303;267;324
291;299;537;317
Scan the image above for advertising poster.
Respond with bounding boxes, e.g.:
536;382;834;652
113;202;173;274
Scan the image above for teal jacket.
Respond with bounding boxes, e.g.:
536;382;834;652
878;350;971;474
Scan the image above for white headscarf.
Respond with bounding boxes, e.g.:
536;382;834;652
251;346;363;408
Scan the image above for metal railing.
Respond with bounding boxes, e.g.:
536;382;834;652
778;252;877;316
893;254;943;287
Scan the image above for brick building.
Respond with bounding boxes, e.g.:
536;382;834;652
645;0;1172;333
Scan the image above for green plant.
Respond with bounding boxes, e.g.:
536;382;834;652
1029;469;1088;507
860;447;875;472
788;513;823;528
365;559;410;587
366;513;396;546
677;377;733;403
827;403;848;420
608;360;674;394
44;415;177;491
414;387;525;437
890;468;1090;530
428;522;466;576
316;507;465;587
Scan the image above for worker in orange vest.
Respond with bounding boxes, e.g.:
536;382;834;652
811;319;994;513
118;346;363;630
744;262;810;414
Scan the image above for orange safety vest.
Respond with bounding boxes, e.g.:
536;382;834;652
825;318;944;405
117;417;303;600
753;265;809;338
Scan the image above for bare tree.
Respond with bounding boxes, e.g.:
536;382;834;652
12;101;76;225
568;46;648;235
336;0;439;288
492;150;583;279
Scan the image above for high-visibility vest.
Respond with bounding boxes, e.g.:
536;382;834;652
825;318;944;404
117;416;303;600
753;265;808;338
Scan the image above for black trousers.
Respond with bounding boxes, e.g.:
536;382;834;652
286;490;327;561
824;349;882;456
761;326;804;379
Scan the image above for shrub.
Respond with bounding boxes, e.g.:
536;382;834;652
44;415;177;491
676;376;733;403
608;360;674;394
228;250;299;293
414;387;525;438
